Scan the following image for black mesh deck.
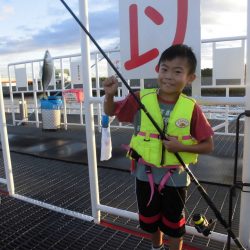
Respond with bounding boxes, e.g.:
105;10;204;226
0;116;244;250
0;151;241;250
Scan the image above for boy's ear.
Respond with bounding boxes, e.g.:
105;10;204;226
187;73;196;84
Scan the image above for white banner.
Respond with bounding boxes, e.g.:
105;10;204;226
119;0;201;79
15;68;28;88
70;61;83;85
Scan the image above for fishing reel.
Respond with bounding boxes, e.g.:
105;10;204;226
192;214;216;236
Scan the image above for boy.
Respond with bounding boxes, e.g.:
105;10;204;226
103;44;214;250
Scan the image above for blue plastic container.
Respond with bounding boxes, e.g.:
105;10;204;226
41;96;63;110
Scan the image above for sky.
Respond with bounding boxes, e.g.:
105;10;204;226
0;0;247;77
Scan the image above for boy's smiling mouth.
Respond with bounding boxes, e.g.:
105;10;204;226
162;82;174;88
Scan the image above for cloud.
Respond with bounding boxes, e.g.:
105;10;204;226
0;4;14;20
89;8;119;40
201;0;247;37
0;0;246;71
2;0;245;57
0;7;119;56
2;5;14;13
0;19;78;55
89;0;118;13
202;0;245;13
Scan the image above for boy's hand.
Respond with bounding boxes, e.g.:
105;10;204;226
163;136;184;153
103;76;118;97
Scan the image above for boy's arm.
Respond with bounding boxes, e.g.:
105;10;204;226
163;136;214;154
102;76;118;116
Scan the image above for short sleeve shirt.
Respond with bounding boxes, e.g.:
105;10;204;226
113;91;214;187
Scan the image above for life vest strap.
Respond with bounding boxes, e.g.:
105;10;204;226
158;168;177;193
124;144;179;206
138;131;160;139
145;166;178;207
123;144;179;169
130;159;136;172
137;131;192;141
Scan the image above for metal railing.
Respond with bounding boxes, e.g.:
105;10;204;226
1;34;250;248
3;35;247;136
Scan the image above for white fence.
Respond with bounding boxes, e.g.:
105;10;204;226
2;35;247;136
1;34;249;248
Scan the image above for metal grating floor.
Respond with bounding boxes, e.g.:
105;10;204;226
0;115;245;249
0;195;153;250
0;151;241;250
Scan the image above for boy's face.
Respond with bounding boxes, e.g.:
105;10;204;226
157;57;196;97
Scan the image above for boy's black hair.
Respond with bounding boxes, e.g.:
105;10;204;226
157;44;197;74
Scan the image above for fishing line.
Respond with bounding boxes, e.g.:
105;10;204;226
60;1;246;249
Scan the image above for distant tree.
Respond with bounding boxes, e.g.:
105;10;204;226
201;68;212;77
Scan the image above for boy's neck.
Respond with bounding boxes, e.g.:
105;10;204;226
157;89;180;103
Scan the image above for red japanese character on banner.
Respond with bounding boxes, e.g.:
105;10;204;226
124;0;188;71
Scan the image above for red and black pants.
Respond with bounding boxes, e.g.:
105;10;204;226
136;178;187;238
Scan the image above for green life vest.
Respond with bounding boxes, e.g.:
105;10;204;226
128;88;198;167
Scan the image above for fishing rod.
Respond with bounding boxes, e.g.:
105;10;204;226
60;1;245;249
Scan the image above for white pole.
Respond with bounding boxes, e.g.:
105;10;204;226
31;63;39;128
79;0;100;223
140;78;144;89
239;0;250;249
13;194;94;222
191;0;201;97
34;80;40;128
80;101;83;125
60;59;68;130
212;42;216;86
62;95;68;130
95;53;102;132
0;78;15;195
8;66;15;125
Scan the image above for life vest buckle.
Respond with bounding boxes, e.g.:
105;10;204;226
145;165;152;174
143;132;150;141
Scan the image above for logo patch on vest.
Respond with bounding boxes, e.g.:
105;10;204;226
175;118;189;128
